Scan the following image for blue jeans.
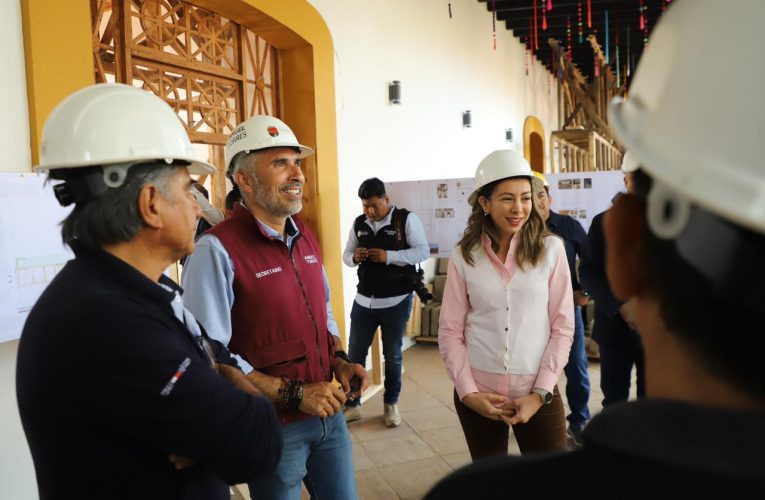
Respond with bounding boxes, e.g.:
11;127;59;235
347;294;413;407
247;412;356;500
563;305;591;428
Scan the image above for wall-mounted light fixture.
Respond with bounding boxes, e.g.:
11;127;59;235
462;110;472;128
505;128;514;143
388;81;402;104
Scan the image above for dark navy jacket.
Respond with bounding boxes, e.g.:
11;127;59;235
546;210;588;292
16;243;281;500
426;400;765;498
578;210;634;345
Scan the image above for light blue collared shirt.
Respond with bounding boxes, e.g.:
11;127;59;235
181;215;339;373
342;206;430;309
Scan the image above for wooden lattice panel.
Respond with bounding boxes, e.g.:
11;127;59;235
92;0;121;83
92;0;280;146
243;29;278;117
129;0;240;74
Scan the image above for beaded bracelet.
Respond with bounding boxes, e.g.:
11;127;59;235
290;380;304;411
277;376;290;410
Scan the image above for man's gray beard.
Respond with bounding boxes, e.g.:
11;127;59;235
251;171;302;217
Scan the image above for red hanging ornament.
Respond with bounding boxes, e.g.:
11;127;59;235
587;0;592;28
492;0;497;50
547;0;552;11
643;2;649;48
566;16;573;61
543;5;547;31
534;0;539;50
640;0;645;30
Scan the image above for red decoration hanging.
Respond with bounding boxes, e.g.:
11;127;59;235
543;5;548;31
534;0;539;50
566;16;573;61
640;0;645;30
642;2;649;48
492;0;497;50
547;0;552;11
587;0;592;28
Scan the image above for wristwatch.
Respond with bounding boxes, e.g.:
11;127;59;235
532;388;553;404
334;350;353;364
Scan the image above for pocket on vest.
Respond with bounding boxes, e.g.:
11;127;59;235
248;337;309;380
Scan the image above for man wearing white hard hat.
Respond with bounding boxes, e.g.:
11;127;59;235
427;1;765;496
578;150;646;409
16;84;282;499
182;115;367;499
532;171;592;446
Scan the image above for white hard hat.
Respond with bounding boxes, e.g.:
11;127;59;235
470;150;543;204
37;83;215;175
620;151;639;173
609;0;765;236
225;115;314;172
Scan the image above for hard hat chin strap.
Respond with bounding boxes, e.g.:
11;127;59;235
52;162;132;207
53;170;110;207
647;182;764;314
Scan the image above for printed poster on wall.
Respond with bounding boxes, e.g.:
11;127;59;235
385;178;474;258
546;171;625;233
0;173;74;343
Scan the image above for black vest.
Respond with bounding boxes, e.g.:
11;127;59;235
354;207;418;298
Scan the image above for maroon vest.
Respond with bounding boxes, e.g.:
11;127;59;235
209;204;334;424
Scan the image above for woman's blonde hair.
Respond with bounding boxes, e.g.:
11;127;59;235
458;177;547;268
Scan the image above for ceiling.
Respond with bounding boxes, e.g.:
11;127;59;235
477;0;670;82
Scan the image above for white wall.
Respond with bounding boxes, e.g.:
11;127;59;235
308;0;559;333
0;0;37;497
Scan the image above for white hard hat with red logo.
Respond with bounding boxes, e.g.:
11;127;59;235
225;115;314;173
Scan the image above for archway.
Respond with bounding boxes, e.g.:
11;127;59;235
523;116;546;173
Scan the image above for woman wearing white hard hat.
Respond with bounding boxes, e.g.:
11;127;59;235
438;149;574;459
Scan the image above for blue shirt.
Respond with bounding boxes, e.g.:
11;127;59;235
181;215;339;373
546;211;588;291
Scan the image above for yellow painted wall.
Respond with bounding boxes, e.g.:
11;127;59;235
21;0;346;341
20;0;93;167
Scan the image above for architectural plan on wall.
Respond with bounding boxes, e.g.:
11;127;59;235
386;178;474;258
0;173;73;343
546;170;625;233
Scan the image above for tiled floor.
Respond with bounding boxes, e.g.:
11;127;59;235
343;344;611;499
235;343;631;500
